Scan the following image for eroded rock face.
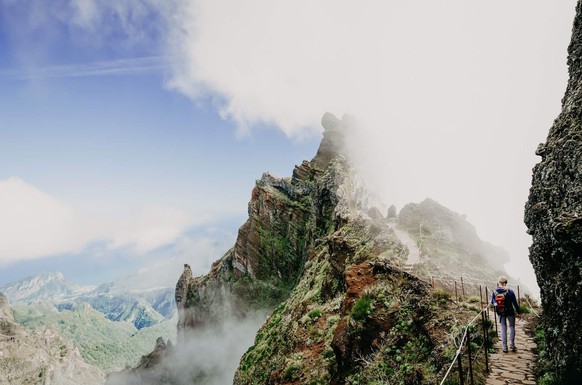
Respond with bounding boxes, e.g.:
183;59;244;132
174;113;369;342
525;1;582;382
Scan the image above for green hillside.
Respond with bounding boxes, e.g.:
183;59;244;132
13;302;177;373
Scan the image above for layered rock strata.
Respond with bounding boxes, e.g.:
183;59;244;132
175;113;361;341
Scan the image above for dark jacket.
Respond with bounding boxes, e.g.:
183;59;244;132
491;287;520;316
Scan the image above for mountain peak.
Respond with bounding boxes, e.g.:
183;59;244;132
0;272;92;304
311;112;349;170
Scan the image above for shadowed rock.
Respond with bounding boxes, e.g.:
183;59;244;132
525;1;582;383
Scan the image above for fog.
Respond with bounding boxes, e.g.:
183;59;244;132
10;0;578;296
106;311;268;385
163;1;577;297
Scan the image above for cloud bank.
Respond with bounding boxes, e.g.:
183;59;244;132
0;177;201;265
4;0;577;294
164;0;575;295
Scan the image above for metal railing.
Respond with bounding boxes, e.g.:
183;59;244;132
425;275;538;385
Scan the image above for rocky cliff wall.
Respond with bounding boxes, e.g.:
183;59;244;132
175;113;370;342
525;1;582;382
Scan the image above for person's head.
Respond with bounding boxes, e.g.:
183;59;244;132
497;275;508;288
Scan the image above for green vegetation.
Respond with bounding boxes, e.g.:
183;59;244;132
13;303;177;372
308;309;322;319
350;295;373;321
432;289;451;305
284;364;301;380
467;296;481;304
232;275;291;310
534;322;559;385
519;305;532;314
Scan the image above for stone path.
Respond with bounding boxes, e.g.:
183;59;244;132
387;222;421;265
485;318;537;385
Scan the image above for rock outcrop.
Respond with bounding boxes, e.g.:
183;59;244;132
175;113;362;342
525;1;582;382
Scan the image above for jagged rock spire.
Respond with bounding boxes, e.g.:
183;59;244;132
311;112;349;170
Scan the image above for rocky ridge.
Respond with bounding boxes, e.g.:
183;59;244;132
110;112;511;384
175;112;365;341
525;1;582;383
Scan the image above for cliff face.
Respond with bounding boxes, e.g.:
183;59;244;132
175;112;363;340
525;1;582;383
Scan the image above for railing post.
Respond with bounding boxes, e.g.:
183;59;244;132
517;285;521;306
431;276;435;289
455;281;458;302
485;287;490;320
461;276;465;297
479;285;483;309
457;344;465;385
467;331;474;385
481;311;489;373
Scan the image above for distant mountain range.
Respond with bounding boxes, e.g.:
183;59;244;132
0;291;105;385
0;272;95;304
11;301;177;373
0;269;177;330
0;268;180;377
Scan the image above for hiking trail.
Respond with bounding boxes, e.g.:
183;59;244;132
388;222;421;266
485;318;537;385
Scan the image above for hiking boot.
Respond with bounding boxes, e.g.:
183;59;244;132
511;346;517;352
502;347;508;353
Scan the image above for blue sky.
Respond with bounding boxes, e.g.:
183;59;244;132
0;1;321;285
0;1;578;296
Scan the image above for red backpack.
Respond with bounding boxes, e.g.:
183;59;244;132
494;289;507;315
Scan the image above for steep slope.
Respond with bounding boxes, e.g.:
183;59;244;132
397;198;510;290
0;292;104;385
13;302;177;373
175;112;360;340
525;1;582;383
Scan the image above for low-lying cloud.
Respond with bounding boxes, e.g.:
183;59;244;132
106;312;267;385
0;177;202;265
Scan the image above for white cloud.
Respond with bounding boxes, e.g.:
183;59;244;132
107;206;194;254
160;0;576;296
0;178;204;265
6;0;577;295
0;56;169;79
0;177;86;263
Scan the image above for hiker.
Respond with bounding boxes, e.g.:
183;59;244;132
491;275;520;353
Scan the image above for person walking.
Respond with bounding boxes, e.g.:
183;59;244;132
491;275;520;352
